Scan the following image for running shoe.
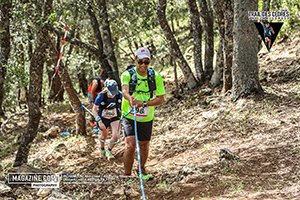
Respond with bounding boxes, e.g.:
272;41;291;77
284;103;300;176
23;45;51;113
106;150;114;160
100;149;106;158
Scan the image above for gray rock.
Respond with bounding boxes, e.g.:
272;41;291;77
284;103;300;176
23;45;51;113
37;188;52;197
47;190;73;200
112;187;125;196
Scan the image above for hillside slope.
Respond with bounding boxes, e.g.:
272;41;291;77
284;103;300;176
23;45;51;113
0;33;299;199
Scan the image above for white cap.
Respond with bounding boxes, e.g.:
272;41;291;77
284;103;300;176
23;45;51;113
135;47;151;60
105;79;118;96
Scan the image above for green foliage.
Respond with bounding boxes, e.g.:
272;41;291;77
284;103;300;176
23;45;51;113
257;0;299;39
0;0;11;4
107;0;192;69
158;180;172;191
5;63;28;107
3;1;32;108
201;144;210;152
3;0;298;111
7;63;29;87
0;162;13;178
269;0;300;38
45;102;73;114
3;0;196;110
229;181;244;195
0;142;18;159
258;0;263;11
282;0;300;32
48;12;58;24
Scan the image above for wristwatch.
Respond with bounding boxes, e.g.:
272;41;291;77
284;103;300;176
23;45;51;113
143;101;147;108
95;116;101;122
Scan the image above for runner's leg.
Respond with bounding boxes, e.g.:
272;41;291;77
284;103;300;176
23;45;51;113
108;120;120;150
139;140;150;172
124;136;136;175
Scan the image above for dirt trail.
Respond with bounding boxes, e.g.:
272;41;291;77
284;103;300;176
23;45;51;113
1;33;300;199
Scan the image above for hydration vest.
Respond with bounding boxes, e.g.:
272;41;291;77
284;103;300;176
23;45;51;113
128;68;156;99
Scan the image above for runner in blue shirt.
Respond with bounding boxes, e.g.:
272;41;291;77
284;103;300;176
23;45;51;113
92;79;122;160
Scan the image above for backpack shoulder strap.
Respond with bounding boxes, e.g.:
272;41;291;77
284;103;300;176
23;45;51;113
116;92;122;106
99;93;108;108
147;68;156;99
116;91;122;117
95;77;103;92
128;68;137;95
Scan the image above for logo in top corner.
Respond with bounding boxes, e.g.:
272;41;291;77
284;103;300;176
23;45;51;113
255;21;283;52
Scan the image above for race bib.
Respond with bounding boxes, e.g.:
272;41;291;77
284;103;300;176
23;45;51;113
102;108;117;119
130;107;150;120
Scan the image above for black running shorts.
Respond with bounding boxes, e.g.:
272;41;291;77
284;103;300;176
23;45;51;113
265;35;272;40
101;117;120;128
122;118;153;141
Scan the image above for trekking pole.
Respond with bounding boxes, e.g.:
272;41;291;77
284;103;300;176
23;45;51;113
133;105;147;200
81;103;94;116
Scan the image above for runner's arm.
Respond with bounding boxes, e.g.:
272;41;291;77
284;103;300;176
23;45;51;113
131;95;164;108
144;95;164;107
122;84;134;107
271;27;275;34
92;104;100;120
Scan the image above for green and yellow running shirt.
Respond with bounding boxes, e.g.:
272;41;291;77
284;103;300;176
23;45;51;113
121;68;166;122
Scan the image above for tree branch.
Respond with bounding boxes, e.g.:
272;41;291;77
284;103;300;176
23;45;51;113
47;25;99;55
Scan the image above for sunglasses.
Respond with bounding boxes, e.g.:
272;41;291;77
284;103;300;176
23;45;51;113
138;60;150;65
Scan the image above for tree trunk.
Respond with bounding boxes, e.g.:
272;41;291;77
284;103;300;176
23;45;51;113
199;0;214;79
58;62;86;135
77;64;88;96
28;28;33;61
211;0;225;88
232;0;264;101
173;59;179;98
263;0;271;11
97;0;120;82
86;1;120;86
157;0;198;89
18;86;28;109
188;0;204;83
49;35;86;135
48;70;64;102
211;38;223;87
48;33;64;102
16;36;28;108
14;0;53;167
73;33;88;96
222;0;234;93
0;0;12;118
259;0;271;51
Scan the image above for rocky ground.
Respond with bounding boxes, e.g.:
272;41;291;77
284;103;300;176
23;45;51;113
0;33;299;199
